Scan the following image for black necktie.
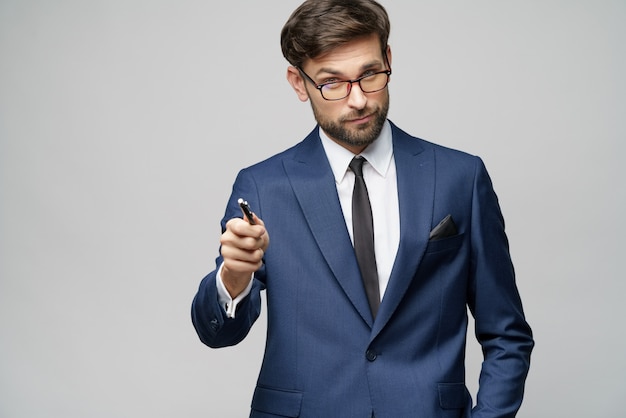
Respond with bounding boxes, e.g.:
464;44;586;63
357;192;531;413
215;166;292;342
349;157;380;318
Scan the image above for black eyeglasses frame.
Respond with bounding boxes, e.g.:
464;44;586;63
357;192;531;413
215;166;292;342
297;53;392;101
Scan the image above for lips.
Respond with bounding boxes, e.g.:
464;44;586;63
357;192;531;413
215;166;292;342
346;113;373;124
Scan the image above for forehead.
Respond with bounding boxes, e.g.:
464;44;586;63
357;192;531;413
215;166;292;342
303;34;384;76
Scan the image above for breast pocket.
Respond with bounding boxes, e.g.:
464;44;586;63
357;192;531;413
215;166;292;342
425;233;465;255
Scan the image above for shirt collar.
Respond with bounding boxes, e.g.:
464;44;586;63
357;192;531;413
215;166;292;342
319;120;393;184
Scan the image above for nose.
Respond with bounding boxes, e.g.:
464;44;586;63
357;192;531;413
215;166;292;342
346;82;367;109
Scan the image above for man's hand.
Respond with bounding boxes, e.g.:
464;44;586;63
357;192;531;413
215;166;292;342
219;214;269;298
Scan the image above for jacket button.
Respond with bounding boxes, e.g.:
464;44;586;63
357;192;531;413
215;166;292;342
366;349;377;362
210;318;219;331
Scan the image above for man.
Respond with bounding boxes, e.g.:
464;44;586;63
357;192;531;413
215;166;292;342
192;1;534;417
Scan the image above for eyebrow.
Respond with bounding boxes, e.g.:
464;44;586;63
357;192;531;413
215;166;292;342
314;59;384;78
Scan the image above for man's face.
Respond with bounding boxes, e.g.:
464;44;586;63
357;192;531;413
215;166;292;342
288;34;391;154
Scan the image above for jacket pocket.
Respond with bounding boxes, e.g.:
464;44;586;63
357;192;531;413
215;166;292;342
438;382;469;409
251;385;303;417
426;233;465;254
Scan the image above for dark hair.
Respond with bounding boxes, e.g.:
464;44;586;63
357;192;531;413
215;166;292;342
280;0;391;68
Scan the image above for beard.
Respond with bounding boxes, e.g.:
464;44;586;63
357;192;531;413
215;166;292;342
309;91;390;149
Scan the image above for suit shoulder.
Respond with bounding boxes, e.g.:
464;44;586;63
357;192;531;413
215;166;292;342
239;127;318;174
391;122;482;166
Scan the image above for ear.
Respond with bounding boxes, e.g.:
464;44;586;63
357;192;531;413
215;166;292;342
385;44;392;68
286;66;310;102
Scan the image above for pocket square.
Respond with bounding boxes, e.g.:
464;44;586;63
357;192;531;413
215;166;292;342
429;214;458;241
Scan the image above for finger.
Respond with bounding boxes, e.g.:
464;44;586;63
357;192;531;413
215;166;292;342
226;217;266;239
249;215;269;250
251;213;264;226
221;250;262;266
222;257;262;278
221;246;264;271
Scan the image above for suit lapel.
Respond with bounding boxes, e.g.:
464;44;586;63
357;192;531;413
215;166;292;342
283;129;374;327
372;123;435;338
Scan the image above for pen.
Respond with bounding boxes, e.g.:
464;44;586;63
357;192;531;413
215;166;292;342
238;198;256;225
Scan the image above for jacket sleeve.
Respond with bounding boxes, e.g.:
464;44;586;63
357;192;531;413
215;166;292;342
191;168;265;348
191;269;264;348
468;158;534;418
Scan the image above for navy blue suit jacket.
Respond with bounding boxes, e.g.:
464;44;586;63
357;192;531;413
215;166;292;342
192;122;533;417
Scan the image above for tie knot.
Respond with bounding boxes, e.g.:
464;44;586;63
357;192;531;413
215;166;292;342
349;157;366;177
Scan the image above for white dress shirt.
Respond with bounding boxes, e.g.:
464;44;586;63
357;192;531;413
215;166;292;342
217;121;400;318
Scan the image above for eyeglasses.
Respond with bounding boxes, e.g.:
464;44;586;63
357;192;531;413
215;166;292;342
298;66;392;101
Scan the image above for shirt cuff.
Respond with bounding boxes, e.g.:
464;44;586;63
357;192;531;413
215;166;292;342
215;263;254;319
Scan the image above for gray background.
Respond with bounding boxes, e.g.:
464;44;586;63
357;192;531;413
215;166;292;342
1;1;624;417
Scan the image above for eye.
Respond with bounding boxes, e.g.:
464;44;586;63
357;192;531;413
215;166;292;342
321;81;345;91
